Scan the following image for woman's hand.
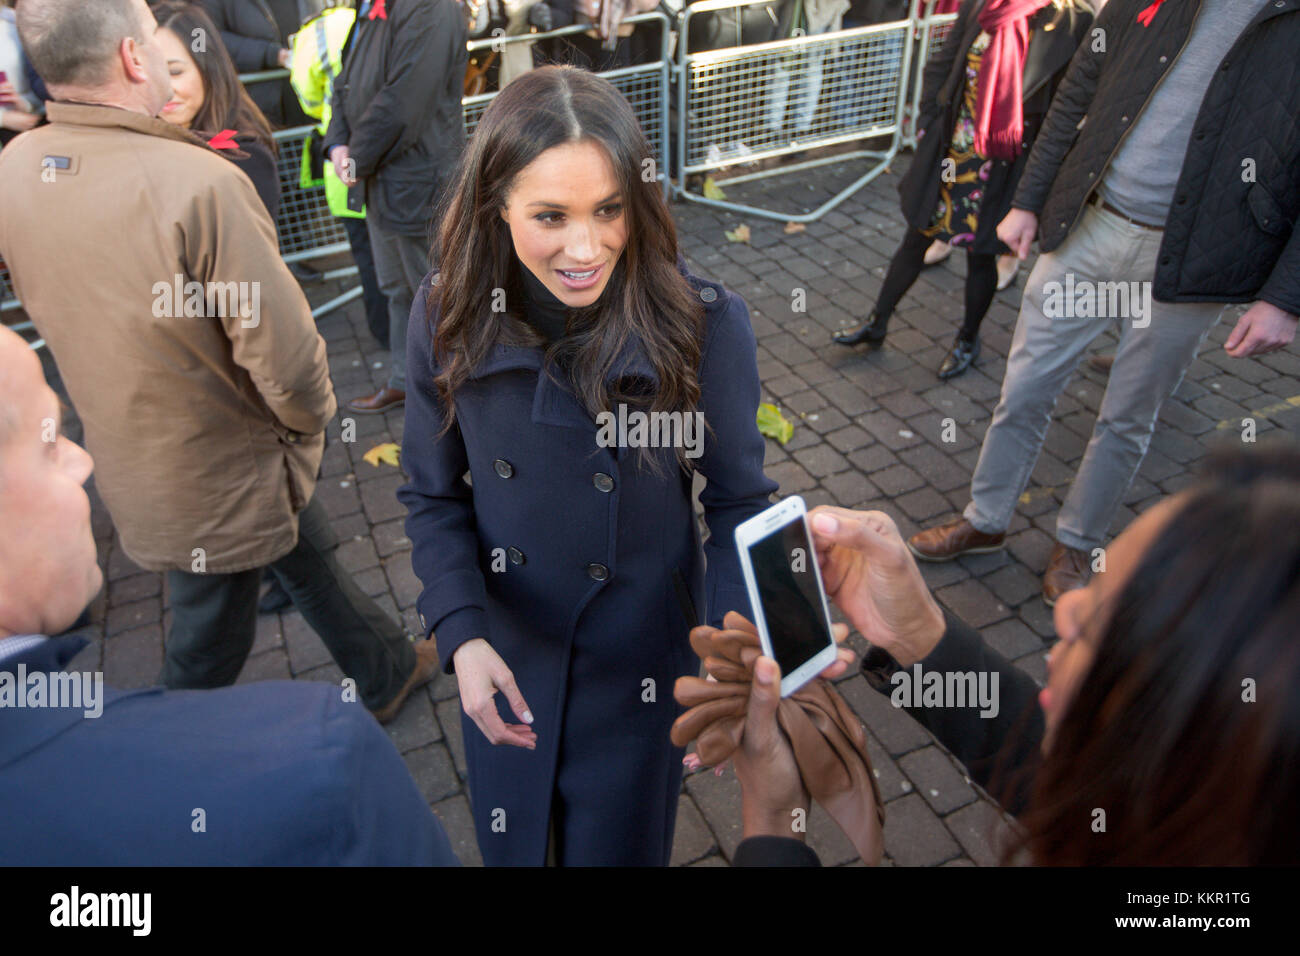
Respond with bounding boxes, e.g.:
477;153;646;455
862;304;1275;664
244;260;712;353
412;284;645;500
453;638;538;748
808;507;946;668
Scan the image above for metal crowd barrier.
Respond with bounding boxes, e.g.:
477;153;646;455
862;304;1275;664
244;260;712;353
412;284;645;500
902;0;959;152
461;11;674;198
674;0;915;222
5;5;954;346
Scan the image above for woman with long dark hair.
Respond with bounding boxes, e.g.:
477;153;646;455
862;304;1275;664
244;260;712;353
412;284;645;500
153;2;280;219
397;65;777;865
723;441;1300;865
833;0;1092;380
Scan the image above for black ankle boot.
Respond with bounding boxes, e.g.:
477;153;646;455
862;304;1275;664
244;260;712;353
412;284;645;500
832;311;889;347
938;333;980;380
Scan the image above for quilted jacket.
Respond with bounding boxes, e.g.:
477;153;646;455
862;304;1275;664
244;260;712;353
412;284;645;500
1012;0;1300;314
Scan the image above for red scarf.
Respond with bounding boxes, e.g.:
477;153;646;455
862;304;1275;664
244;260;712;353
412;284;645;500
973;0;1052;160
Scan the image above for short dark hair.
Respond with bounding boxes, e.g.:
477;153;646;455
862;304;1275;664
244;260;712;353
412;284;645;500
18;0;147;88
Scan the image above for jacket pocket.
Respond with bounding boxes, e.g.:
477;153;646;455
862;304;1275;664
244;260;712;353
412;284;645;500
1248;183;1292;237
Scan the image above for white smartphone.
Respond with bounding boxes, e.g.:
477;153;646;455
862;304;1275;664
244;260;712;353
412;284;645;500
734;495;838;697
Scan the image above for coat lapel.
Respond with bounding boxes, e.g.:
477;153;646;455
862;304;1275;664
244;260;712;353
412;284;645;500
467;333;663;432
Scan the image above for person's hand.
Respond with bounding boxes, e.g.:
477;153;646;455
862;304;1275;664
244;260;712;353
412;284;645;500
808;507;946;668
329;145;357;186
680;611;854;774
277;47;292;68
0;109;38;132
452;638;538;748
576;0;599;18
735;654;810;841
0;80;20;108
1224;301;1298;358
997;207;1038;261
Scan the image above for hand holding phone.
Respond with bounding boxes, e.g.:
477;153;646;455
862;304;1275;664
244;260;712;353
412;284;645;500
735;496;839;697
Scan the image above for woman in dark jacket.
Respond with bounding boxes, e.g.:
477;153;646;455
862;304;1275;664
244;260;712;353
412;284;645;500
834;0;1093;379
154;3;281;221
398;65;776;865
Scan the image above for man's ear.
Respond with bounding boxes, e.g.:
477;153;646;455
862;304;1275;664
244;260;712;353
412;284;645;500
120;36;147;84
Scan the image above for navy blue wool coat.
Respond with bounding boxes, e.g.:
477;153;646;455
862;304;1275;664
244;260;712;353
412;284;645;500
398;264;777;865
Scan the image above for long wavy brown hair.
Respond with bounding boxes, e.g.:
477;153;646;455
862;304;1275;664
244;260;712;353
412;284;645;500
152;2;276;153
430;66;705;468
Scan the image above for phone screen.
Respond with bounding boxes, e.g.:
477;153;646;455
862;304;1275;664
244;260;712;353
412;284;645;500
747;516;833;677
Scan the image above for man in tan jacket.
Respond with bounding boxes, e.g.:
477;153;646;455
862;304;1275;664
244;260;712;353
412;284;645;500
0;0;435;722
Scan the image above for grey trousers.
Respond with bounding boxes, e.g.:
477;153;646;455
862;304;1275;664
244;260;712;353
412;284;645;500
367;216;434;392
963;202;1226;551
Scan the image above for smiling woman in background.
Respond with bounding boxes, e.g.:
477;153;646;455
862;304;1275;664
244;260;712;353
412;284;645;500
398;65;776;866
153;1;280;220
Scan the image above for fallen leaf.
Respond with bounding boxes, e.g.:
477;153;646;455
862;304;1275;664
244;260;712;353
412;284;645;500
363;442;401;468
725;223;751;244
703;176;726;200
784;221;806;234
756;403;794;445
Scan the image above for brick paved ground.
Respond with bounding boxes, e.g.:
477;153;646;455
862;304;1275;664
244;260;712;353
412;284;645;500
44;150;1300;866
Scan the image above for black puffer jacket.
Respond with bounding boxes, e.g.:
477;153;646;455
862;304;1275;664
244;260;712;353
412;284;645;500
323;0;467;239
1012;0;1300;315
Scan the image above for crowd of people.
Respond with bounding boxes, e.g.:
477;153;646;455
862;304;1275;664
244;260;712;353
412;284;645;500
0;0;1297;868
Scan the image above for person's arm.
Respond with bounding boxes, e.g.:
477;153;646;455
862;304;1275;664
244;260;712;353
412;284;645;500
1256;226;1300;322
395;280;490;673
862;612;1044;815
343;0;463;179
693;288;779;627
228;136;281;223
180;163;334;436
1010;0;1119;214
289;35;327;122
195;0;285;71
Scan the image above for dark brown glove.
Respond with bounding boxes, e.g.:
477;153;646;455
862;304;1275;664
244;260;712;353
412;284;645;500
672;623;885;862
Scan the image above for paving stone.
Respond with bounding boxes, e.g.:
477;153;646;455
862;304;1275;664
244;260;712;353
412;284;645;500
102;623;162;689
792;443;850;478
766;460;818;494
109;573;162;606
404;744;460;804
980;618;1043;660
981;563;1042;607
252;613;283;656
435;697;469;781
283;611;332;674
684;765;745;861
105;597;161;637
898;747;978;815
881;793;961;867
838;674;932;757
871;463;926;496
935;579;1011;628
236;648;292;684
385;686;442;753
432;795;483;867
944;798;1009;867
669;795;717;866
360;473;407;524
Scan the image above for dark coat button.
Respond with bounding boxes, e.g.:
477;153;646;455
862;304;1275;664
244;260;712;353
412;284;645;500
593;473;614;493
587;563;609;581
494;458;514;478
508;547;525;565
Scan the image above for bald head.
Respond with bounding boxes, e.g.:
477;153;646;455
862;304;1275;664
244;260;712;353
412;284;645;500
18;0;170;115
18;0;146;87
0;326;101;640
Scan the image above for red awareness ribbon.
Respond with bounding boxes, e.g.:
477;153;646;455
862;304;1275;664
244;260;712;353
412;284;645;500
207;129;238;150
1137;0;1166;27
369;0;387;19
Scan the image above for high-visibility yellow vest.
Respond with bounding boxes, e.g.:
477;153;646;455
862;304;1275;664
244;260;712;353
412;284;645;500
291;5;362;219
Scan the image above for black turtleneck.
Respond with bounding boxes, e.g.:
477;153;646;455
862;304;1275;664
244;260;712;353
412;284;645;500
519;262;571;345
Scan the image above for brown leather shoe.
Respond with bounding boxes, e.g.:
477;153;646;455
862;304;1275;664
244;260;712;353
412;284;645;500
371;638;439;725
907;517;1006;562
1042;541;1091;607
1088;353;1114;374
347;386;405;415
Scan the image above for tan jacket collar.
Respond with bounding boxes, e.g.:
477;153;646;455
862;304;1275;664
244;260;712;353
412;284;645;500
45;101;216;152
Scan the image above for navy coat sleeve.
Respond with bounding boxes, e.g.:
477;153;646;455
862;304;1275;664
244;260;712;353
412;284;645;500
397;277;492;674
694;287;779;627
